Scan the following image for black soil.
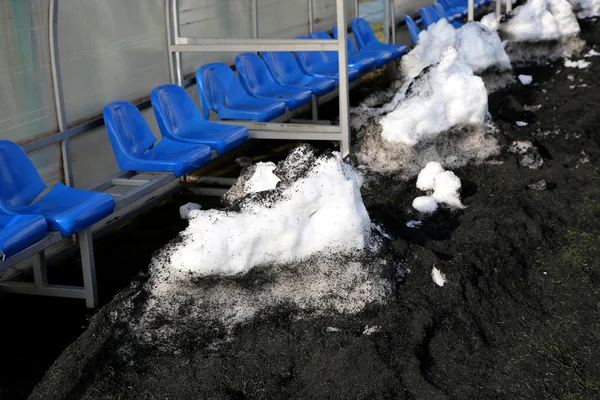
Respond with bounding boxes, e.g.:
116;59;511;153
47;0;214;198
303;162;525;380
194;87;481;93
9;20;600;400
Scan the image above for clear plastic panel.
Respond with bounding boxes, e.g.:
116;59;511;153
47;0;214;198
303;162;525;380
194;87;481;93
58;0;169;125
0;0;58;143
28;143;64;187
313;0;356;33
70;126;120;190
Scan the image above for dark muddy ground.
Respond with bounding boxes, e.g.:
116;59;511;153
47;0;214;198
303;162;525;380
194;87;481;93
5;20;600;400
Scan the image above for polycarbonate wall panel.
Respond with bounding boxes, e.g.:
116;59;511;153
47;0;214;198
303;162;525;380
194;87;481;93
179;0;252;76
58;0;169;125
313;0;356;33
28;143;64;187
70;126;119;190
256;0;309;38
0;0;58;143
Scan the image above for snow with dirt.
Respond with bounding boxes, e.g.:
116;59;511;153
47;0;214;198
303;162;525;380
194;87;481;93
133;146;392;340
502;0;581;40
167;148;373;277
381;47;488;146
401;19;511;79
569;0;600;19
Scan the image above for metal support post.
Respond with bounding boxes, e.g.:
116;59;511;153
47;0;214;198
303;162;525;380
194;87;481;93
252;0;259;39
390;0;396;45
336;0;351;156
496;0;502;20
170;0;183;86
384;0;390;44
506;0;512;12
468;0;474;21
311;95;319;121
32;252;48;288
309;0;314;33
49;0;74;187
354;0;359;18
77;228;98;308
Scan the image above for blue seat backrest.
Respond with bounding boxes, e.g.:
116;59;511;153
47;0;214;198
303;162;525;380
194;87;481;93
307;32;338;62
262;52;304;85
332;26;358;54
434;3;448;19
351;18;380;49
0;141;46;209
103;101;157;158
404;15;421;44
235;53;278;94
421;6;441;28
196;63;251;119
151;84;203;137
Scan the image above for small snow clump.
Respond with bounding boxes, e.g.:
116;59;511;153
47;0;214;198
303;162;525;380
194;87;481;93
518;74;534;84
432;267;447;286
179;203;201;220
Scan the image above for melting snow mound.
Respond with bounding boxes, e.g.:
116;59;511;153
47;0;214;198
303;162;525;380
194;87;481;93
381;47;488;146
401;20;511;79
569;0;600;18
133;145;393;344
168;147;373;278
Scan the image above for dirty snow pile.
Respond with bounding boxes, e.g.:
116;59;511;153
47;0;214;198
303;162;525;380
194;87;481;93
167;148;373;278
401;19;511;79
381;47;488;146
500;0;581;40
508;140;544;169
412;162;464;213
132;145;392;343
353;47;500;176
568;0;600;18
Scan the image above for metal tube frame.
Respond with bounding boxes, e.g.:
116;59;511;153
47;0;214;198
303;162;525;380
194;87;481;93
468;0;474;21
166;0;352;156
390;0;396;45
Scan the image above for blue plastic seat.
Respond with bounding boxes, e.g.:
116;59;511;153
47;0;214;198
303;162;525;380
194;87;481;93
0;213;48;261
295;36;360;82
104;101;212;178
196;63;287;122
331;26;394;68
405;16;422;45
433;3;464;28
421;6;441;29
307;32;377;74
350;18;408;57
261;52;336;96
0;141;115;237
235;53;313;110
438;0;467;19
150;84;248;155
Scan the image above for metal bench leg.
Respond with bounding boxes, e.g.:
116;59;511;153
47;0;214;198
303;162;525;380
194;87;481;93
311;94;319;121
32;251;48;288
77;228;98;308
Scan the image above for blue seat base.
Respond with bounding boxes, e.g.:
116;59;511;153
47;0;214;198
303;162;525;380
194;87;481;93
0;214;47;261
283;76;337;96
218;100;287;122
175;121;248;154
11;183;115;237
252;86;313;110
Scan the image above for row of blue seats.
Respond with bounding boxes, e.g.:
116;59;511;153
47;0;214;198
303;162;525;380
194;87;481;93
0;17;404;265
405;0;492;44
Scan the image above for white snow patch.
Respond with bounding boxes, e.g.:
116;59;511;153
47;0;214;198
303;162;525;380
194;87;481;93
326;327;341;332
569;0;600;18
179;203;201;220
585;49;600;56
503;0;581;41
413;196;438;214
401;20;511;79
516;121;529;127
432;171;464;208
406;220;422;228
564;58;590;68
416;161;446;191
508;140;534;154
480;13;499;31
363;325;381;335
432;267;447;286
244;162;281;194
382;47;488;146
518;74;534;85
